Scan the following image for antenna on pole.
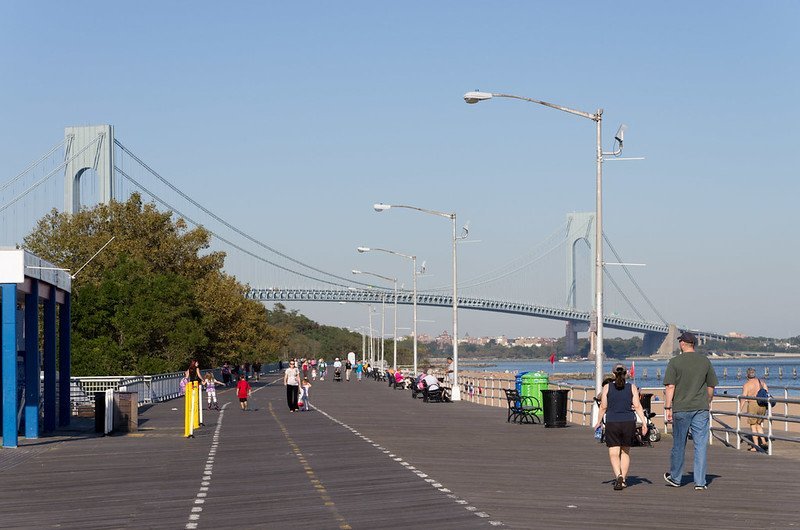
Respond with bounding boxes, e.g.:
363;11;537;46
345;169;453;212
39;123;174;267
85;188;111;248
71;236;115;279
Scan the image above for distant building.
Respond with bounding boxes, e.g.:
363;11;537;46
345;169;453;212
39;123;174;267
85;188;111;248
435;330;453;348
727;331;748;338
417;333;434;344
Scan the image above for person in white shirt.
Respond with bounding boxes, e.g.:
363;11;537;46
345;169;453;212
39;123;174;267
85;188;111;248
423;372;440;391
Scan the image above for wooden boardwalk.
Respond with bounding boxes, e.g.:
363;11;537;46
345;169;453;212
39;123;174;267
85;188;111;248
0;374;798;529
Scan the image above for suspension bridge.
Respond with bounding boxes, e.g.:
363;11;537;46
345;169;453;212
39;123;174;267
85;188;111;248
1;125;726;356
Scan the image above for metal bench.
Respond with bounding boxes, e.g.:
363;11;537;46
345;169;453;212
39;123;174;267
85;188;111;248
503;388;541;424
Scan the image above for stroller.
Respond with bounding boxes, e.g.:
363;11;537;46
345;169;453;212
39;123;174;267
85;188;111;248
635;393;661;446
594;391;660;446
333;367;342;382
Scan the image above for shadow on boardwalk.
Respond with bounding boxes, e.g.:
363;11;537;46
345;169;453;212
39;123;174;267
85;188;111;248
0;376;797;529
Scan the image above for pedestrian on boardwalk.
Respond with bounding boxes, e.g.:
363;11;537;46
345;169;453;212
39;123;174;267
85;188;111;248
203;373;224;410
221;362;232;387
345;358;352;381
740;367;768;450
300;378;312;411
185;359;203;384
253;361;262;382
301;359;309;380
319;358;327;381
284;360;301;412
446;357;455;386
355;360;363;381
595;364;648;490
236;375;251;411
663;331;719;490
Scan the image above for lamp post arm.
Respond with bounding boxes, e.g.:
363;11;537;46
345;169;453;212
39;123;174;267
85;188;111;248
370;247;415;261
491;93;599;121
382;204;455;220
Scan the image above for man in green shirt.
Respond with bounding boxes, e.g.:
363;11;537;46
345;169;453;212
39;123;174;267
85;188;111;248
662;331;718;490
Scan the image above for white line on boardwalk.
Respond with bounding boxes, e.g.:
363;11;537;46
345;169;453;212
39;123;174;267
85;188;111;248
185;402;228;530
312;405;504;527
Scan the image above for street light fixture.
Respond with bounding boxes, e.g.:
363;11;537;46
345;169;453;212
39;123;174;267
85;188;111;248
463;90;625;416
358;246;420;376
373;203;468;400
352;269;398;371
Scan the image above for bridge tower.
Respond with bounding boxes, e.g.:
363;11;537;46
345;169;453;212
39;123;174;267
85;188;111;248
63;125;115;214
564;212;595;356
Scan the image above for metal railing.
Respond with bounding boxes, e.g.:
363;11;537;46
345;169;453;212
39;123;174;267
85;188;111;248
457;374;515;407
70;373;185;410
709;387;800;455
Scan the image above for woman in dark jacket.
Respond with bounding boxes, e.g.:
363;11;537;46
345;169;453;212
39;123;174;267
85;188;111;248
595;363;648;490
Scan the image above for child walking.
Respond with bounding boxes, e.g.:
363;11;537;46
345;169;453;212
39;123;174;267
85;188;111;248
203;372;224;410
236;375;252;411
300;378;312;411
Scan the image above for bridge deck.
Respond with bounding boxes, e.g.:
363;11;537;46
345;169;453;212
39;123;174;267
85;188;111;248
0;373;796;529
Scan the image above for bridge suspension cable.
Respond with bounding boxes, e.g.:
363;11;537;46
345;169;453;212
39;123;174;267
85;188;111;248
113;139;377;289
0;139;67;195
0;135;102;215
114;165;379;289
603;233;668;325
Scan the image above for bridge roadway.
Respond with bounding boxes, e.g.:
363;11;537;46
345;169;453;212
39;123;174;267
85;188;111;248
0;374;795;529
247;288;729;341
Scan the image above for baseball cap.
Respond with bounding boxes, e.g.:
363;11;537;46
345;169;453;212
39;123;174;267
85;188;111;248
677;331;697;345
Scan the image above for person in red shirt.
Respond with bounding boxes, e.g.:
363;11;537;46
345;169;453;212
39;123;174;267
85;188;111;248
236;375;252;411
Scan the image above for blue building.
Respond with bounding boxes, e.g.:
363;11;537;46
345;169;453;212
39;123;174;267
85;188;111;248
1;249;71;448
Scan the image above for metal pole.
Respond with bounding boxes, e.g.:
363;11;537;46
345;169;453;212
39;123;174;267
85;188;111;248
412;256;418;377
368;305;374;364
593;110;604;421
381;292;386;370
361;330;366;363
393;279;398;371
451;214;461;401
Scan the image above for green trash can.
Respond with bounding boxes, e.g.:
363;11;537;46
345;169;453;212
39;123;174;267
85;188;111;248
520;371;548;410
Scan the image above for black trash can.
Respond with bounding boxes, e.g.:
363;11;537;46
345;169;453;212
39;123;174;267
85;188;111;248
94;392;106;433
541;389;569;428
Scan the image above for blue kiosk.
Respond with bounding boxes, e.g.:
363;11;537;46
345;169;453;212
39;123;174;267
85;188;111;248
1;249;71;448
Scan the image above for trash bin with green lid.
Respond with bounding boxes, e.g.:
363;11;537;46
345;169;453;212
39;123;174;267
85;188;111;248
541;388;570;428
520;371;548;411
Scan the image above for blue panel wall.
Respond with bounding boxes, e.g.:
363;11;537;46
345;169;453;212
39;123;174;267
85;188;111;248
58;295;71;427
24;280;39;439
44;294;56;432
2;284;18;448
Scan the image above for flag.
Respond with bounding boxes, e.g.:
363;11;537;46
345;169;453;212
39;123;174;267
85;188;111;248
549;352;556;365
630;361;635;379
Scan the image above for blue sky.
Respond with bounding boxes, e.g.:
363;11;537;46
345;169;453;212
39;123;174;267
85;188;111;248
2;2;798;339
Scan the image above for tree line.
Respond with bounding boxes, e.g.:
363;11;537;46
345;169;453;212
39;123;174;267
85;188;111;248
24;194;408;376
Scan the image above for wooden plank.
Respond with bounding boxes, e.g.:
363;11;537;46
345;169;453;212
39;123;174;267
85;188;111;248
0;376;797;528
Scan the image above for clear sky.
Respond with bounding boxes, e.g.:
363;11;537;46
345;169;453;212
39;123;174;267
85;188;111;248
2;2;798;340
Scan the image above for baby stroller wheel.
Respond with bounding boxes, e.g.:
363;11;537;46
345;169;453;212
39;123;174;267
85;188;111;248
648;426;661;442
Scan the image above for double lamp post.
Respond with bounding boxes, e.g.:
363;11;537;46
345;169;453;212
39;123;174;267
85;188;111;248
373;203;466;401
463;90;626;413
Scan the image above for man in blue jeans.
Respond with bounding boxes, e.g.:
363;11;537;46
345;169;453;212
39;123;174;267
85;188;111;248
663;331;719;490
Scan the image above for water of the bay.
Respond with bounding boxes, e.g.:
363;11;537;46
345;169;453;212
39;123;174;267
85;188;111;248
464;357;800;395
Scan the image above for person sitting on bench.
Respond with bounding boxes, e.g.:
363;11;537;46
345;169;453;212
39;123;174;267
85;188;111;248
423;371;440;391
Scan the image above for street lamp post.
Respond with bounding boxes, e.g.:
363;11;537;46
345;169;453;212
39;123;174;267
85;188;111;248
463;91;625;416
358;246;419;376
373;203;467;400
352;270;398;371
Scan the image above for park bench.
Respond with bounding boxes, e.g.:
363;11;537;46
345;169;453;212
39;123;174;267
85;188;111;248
503;388;541;424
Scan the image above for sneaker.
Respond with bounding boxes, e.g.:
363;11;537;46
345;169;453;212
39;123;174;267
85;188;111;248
613;475;624;491
663;472;681;487
694;485;708;490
